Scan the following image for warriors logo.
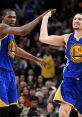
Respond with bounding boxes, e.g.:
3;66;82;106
8;40;15;58
70;43;82;63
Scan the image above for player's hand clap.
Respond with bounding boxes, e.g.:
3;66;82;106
43;9;56;18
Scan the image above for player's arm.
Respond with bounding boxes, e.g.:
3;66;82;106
39;10;65;46
15;44;46;67
0;10;51;36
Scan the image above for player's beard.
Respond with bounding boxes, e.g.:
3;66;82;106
9;23;15;26
73;27;79;30
2;20;15;27
73;23;80;30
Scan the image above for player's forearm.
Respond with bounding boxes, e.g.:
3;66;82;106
20;16;42;36
39;16;49;43
15;47;40;63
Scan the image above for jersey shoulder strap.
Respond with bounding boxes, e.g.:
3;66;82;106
64;33;72;48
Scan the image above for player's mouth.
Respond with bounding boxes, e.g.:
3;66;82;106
9;23;15;26
73;23;80;28
74;22;80;26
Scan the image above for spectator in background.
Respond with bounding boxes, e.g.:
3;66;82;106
27;68;35;86
27;96;40;117
22;87;31;107
41;47;55;84
41;86;49;105
36;91;45;109
18;95;28;117
45;81;55;90
18;81;27;96
36;75;44;88
29;87;36;97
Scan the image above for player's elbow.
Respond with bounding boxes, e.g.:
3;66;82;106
21;32;26;36
39;37;43;42
19;31;27;36
39;37;47;44
39;34;48;42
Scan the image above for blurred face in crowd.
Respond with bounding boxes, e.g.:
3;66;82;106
19;81;27;91
38;75;43;83
23;87;29;96
18;96;25;105
41;86;49;96
30;88;36;96
19;74;25;82
72;14;82;30
45;81;53;90
28;69;34;76
2;11;16;26
31;100;38;108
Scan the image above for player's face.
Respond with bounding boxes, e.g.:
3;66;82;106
72;14;82;30
2;11;16;26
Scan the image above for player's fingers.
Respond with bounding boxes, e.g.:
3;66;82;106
51;9;56;14
42;9;56;17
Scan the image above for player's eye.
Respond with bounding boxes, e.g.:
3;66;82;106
78;18;82;21
73;18;76;20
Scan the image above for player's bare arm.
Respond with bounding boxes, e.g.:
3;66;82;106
15;44;46;67
39;10;66;46
0;10;51;36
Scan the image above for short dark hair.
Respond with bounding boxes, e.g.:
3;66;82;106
30;96;38;102
74;13;82;16
1;9;15;17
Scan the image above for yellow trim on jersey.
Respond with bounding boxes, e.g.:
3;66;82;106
0;34;8;40
0;99;9;107
9;102;18;106
64;33;72;48
8;40;15;58
53;86;74;107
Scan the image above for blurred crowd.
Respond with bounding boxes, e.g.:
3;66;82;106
0;0;82;116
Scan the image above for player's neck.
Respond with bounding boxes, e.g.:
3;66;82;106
74;30;82;40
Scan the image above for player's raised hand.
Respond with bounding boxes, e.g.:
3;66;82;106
43;9;56;18
38;9;56;20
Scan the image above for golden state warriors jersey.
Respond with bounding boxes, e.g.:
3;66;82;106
0;34;15;71
63;33;82;78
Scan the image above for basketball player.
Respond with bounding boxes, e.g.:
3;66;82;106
39;10;82;117
0;9;49;117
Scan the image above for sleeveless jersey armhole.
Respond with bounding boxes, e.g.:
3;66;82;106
0;34;8;40
64;33;72;48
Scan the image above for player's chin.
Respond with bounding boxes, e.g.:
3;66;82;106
9;23;15;26
73;27;79;30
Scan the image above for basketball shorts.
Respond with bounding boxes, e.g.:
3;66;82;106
0;68;18;107
54;77;82;114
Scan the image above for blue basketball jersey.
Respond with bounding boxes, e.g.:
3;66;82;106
0;34;15;71
54;33;82;114
63;33;82;78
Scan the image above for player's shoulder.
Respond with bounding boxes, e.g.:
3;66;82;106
63;33;72;38
63;33;72;42
0;23;9;35
63;33;72;47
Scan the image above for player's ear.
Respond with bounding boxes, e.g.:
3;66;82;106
1;16;5;23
